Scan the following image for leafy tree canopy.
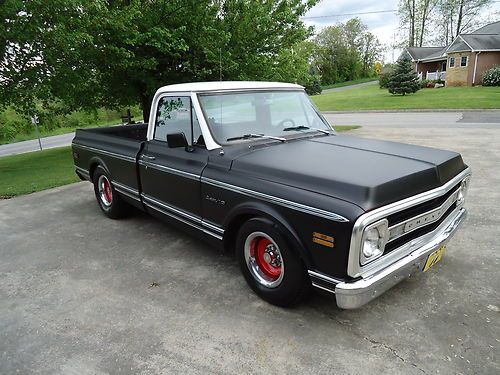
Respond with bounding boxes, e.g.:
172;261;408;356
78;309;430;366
0;0;317;119
312;18;382;85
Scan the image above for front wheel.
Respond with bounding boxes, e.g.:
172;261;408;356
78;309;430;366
236;218;310;307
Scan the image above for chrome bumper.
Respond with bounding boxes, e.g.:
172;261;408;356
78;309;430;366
310;207;467;309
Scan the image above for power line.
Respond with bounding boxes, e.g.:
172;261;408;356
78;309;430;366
302;2;500;20
301;9;397;20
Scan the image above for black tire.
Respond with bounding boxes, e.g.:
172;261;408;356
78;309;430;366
92;166;129;219
236;217;311;307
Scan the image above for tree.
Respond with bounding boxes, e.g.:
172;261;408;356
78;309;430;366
0;0;317;121
386;55;420;95
399;0;439;47
313;18;382;85
435;0;493;45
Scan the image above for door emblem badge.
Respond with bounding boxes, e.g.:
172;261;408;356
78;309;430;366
205;194;226;206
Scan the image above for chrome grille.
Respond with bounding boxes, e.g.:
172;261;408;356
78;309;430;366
387;187;461;244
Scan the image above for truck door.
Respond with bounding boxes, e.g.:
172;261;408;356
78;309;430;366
139;95;208;221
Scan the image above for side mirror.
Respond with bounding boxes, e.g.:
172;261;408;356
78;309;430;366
167;132;188;148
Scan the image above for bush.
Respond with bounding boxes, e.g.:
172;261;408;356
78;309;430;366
420;79;430;88
483;65;500;86
301;74;322;95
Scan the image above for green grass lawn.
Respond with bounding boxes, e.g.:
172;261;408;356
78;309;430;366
321;77;378;90
312;85;500;111
0;147;79;198
334;125;361;132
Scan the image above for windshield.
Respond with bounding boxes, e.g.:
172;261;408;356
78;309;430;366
197;90;332;144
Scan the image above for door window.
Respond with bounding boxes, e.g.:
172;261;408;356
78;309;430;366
154;96;202;145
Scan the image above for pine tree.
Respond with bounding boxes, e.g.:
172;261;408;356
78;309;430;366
386;55;420;96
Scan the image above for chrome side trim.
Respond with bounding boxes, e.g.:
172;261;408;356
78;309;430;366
144;201;223;240
112;181;141;202
138;160;200;181
72;143;136;162
347;167;471;278
311;282;337;294
201;177;349;223
112;181;139;196
201;220;225;235
141;194;224;240
308;270;343;285
142;194;201;222
75;165;90;179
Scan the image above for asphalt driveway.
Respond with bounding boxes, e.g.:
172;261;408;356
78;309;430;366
1;124;499;374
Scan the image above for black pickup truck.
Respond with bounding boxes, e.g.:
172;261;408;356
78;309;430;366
72;81;471;308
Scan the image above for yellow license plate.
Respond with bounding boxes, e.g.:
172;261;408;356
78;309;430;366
423;246;446;272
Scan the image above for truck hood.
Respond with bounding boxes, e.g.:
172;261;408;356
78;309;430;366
229;134;466;211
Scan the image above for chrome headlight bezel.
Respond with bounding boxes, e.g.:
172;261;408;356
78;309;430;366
360;219;389;265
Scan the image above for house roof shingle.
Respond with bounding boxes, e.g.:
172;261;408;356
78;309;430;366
471;21;500;34
460;34;500;51
404;20;500;61
406;47;446;61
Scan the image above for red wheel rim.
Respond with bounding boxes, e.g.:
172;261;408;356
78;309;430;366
103;178;113;203
250;237;282;280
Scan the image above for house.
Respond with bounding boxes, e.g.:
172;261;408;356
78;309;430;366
404;20;500;86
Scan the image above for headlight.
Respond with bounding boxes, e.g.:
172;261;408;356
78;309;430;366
360;219;389;265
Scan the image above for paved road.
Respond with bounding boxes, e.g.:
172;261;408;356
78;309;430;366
321;80;378;93
0;132;76;158
325;110;500;129
1;123;499;374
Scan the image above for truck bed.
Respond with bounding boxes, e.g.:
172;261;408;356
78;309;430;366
79;123;148;141
72;123;148;195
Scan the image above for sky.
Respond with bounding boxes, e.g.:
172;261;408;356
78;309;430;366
302;0;500;63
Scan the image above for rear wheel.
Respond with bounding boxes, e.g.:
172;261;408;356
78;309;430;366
236;218;310;307
92;166;129;219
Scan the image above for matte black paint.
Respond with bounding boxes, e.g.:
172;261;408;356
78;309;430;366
72;123;466;280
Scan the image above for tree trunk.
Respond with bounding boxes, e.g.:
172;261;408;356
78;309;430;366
141;94;152;123
411;0;416;47
456;0;464;36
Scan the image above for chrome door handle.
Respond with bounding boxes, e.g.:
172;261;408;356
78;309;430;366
142;154;156;160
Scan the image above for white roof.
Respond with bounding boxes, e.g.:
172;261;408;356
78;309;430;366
156;81;303;94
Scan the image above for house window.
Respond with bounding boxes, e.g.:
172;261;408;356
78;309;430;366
460;56;468;67
442;62;447;71
449;57;455;68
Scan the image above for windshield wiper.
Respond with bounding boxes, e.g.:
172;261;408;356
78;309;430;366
283;125;332;135
226;133;286;142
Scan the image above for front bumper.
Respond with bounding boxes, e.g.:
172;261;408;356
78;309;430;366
310;207;467;309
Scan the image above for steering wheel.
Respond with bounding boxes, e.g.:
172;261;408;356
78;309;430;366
276;118;296;128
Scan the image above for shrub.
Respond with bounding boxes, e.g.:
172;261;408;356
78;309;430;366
301;74;322;95
0;121;20;141
420;79;430;88
483;65;500;86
